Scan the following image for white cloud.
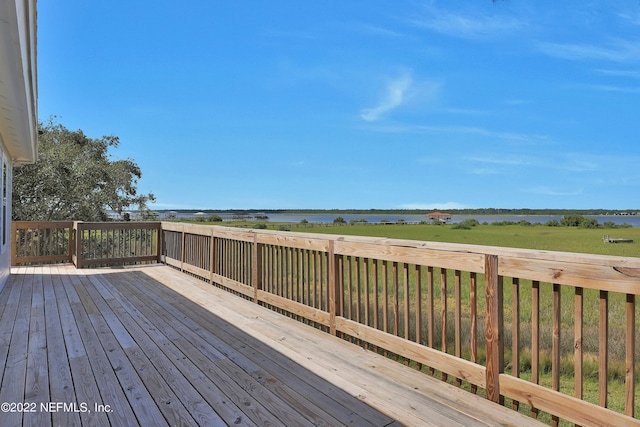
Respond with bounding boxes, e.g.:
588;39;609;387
537;38;640;63
595;68;640;79
400;202;471;210
411;7;524;40
360;73;413;122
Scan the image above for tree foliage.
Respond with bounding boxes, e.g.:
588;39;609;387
12;118;155;221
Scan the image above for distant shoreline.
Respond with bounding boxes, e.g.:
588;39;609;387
154;208;639;216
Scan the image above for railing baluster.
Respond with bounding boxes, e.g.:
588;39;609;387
415;264;422;371
626;293;635;417
531;279;540;419
552;282;561;427
441;267;448;378
485;254;502;404
403;262;410;365
364;258;370;328
512;277;520;410
427;265;435;375
455;270;462;367
599;290;609;408
575;287;584;401
470;272;477;394
373;259;379;334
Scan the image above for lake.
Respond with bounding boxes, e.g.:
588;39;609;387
170;212;640;228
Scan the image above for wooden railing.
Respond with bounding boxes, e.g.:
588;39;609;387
11;220;640;425
162;222;640;427
12;221;74;265
12;221;161;268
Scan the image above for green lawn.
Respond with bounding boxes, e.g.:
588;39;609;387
285;222;640;257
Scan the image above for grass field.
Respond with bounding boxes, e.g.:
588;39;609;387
191;219;640;257
285;222;640;257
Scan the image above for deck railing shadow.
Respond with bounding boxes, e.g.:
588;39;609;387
100;269;400;426
12;220;640;426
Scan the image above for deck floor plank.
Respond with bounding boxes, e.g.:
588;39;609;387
107;271;312;427
82;273;229;427
42;265;82;427
88;272;256;427
51;265;111;427
73;273;167;427
24;266;50;427
0;268;32;427
0;264;546;427
130;270;394;427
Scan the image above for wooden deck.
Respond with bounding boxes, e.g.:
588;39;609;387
0;264;544;427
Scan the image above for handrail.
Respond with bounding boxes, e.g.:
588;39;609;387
161;221;640;426
12;221;162;268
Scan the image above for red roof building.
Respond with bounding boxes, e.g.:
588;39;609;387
426;212;452;223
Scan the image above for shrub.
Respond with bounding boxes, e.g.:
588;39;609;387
452;219;479;230
207;214;223;222
491;220;516;226
451;223;471;230
560;214;599;228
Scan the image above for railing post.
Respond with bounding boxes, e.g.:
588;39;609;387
156;222;162;264
252;233;262;303
10;221;16;266
68;223;75;264
209;227;216;283
328;240;338;335
180;224;186;272
73;222;83;269
485;254;503;403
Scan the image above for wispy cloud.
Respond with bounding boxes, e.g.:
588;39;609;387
358;122;548;145
525;186;583;197
411;7;524;40
465;155;537;175
351;23;407;38
360;73;414;122
595;68;640;79
399;202;471;210
585;84;640;94
537;38;640;63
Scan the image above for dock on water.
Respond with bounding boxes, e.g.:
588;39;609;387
603;235;634;243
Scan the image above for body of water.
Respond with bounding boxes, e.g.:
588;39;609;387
165;212;640;228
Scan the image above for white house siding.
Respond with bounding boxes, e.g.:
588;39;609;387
0;151;11;291
0;0;38;291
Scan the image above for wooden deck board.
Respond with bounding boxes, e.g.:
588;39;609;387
0;264;545;427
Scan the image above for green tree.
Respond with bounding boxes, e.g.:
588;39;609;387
12;118;154;221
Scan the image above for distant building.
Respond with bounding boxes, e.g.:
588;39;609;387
426;212;452;224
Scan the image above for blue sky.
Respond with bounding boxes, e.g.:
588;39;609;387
38;1;640;210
